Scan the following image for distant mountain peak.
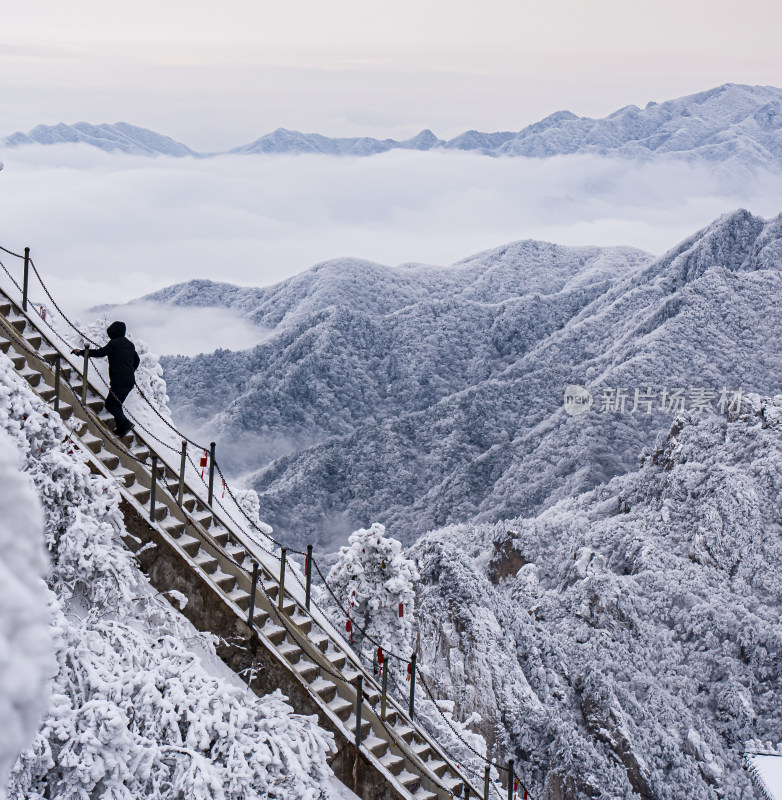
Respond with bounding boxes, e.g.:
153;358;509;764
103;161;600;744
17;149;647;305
4;83;782;169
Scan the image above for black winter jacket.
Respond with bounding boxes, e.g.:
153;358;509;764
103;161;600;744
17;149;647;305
81;321;140;390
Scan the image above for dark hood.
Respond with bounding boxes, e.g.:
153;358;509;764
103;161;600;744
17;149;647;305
107;321;126;339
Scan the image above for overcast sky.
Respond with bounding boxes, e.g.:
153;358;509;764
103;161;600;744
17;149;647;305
2;0;782;148
2;1;782;358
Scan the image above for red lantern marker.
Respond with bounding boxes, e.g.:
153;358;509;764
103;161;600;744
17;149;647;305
398;602;404;618
199;449;208;478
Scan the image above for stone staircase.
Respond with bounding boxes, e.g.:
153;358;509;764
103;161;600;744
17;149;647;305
0;287;482;800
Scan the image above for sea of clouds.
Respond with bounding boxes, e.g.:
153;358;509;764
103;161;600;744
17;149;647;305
1;143;781;355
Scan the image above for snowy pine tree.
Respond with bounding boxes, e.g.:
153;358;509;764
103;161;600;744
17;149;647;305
322;523;419;677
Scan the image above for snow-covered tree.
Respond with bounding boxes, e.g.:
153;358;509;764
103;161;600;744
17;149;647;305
0;429;53;800
322;523;419;674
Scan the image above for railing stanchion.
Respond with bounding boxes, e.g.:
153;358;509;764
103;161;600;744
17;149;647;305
22;247;30;311
465;785;471;800
149;453;158;522
484;765;491;800
278;547;287;611
355;675;363;747
380;656;389;720
177;440;187;505
207;441;216;506
408;652;417;720
305;543;313;610
507;760;514;800
53;354;61;412
247;562;259;627
81;346;89;406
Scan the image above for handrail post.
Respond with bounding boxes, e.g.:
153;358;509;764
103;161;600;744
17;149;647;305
278;547;287;611
305;543;313;610
354;675;363;747
177;440;187;505
247;562;259;627
22;247;30;311
149;453;158;522
484;765;491;800
408;652;417;720
53;354;61;412
507;760;514;800
207;441;216;506
380;654;388;720
465;785;471;800
81;346;89;406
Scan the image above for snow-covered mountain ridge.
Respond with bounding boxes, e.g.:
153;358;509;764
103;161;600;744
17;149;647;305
156;209;782;549
411;393;782;798
5;84;782;169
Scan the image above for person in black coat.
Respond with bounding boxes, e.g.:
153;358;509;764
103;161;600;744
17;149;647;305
73;321;140;437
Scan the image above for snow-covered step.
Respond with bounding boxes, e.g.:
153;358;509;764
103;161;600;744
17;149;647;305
411;788;436;800
345;713;371;741
440;774;464;795
174;533;200;557
424;758;447;778
328;695;353;722
309;631;329;652
131;444;150;462
129;482;151;505
192;509;213;529
0;337;10;353
111;466;136;488
293;658;319;682
290;612;312;634
211;568;236;593
97;450;120;471
19;366;42;387
277;640;303;664
24;331;42;349
311;676;337;704
8;316;26;334
162;519;186;538
394;725;416;744
225;543;247;564
362;734;389;759
411;741;432;761
193;551;218;574
380;750;406;776
81;432;104;455
261;622;286;646
395;769;422;794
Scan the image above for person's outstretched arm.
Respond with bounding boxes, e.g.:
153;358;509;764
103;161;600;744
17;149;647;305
72;341;113;358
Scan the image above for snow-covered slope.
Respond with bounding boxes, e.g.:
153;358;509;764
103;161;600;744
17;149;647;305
6;84;782;169
156;210;782;549
410;393;782;799
0;351;336;799
3;122;196;156
0;429;52;799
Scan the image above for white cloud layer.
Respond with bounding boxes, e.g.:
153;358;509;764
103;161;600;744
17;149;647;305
1;144;781;354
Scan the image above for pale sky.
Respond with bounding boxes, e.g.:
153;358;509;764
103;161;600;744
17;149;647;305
2;0;781;149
